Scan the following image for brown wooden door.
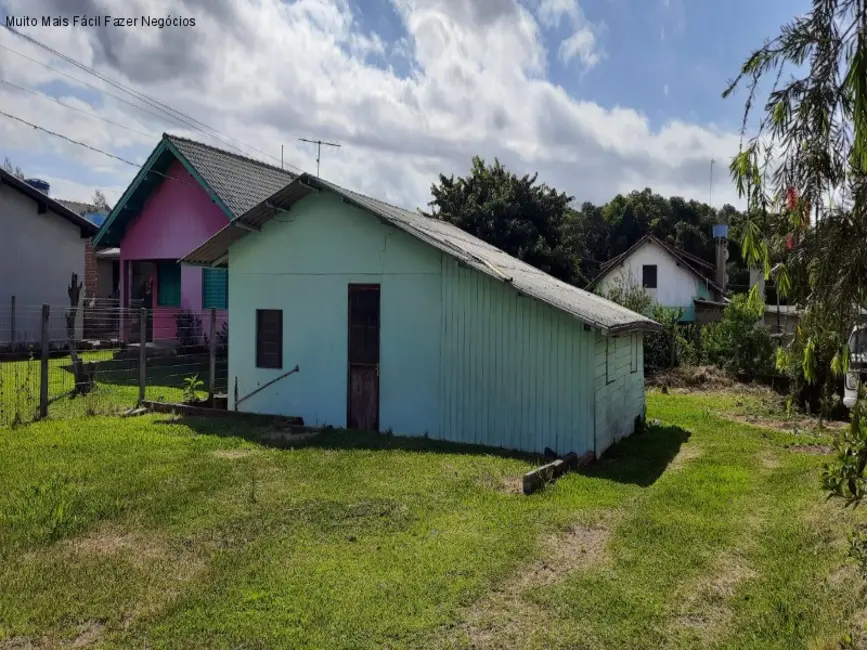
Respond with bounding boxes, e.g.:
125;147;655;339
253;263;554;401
347;284;380;431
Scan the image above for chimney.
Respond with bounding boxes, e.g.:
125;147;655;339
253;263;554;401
24;178;50;196
749;268;766;301
712;224;729;296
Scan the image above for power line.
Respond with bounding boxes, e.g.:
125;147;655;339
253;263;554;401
0;108;206;192
4;28;299;171
0;78;154;140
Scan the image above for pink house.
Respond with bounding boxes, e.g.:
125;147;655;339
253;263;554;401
92;134;295;344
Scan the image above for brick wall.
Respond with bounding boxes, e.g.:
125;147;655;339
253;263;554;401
84;241;98;299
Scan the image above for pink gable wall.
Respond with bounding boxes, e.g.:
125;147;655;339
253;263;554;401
121;159;228;260
119;158;229;341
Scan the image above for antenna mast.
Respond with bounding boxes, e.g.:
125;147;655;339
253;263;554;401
709;158;715;206
298;137;341;177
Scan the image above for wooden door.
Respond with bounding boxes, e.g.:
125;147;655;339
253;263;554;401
347;284;380;431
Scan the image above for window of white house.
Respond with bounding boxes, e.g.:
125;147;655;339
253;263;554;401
606;337;615;385
642;264;658;289
630;333;639;373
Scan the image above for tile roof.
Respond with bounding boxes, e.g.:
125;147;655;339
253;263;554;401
56;199;100;216
182;175;661;334
164;134;297;217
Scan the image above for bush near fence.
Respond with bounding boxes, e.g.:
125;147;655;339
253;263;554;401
0;300;227;427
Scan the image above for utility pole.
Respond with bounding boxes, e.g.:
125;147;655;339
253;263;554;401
709;158;715;206
298;137;341;177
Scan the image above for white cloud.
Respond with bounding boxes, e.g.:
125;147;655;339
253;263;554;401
536;0;604;71
559;27;602;70
0;0;743;214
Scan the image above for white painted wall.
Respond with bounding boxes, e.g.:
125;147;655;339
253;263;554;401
596;240;711;314
594;332;645;456
0;184;88;343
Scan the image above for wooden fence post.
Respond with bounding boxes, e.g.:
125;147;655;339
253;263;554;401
39;304;49;419
138;307;147;404
10;295;15;345
208;308;217;405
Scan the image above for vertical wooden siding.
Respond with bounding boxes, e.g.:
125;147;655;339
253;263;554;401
439;259;596;455
594;332;645;455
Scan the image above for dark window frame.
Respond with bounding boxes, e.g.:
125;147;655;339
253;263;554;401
255;309;283;369
642;264;658;289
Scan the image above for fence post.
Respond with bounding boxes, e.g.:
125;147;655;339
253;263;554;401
10;295;15;344
39;304;49;419
138;307;147;404
208;308;217;405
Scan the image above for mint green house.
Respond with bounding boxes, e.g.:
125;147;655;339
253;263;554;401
182;176;660;457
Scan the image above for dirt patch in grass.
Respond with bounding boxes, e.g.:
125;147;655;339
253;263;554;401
0;621;104;649
759;450;781;469
445;518;613;648
212;449;253;459
726;413;846;435
674;552;757;641
499;476;524;495
789;444;833;455
669;444;702;471
69;530;165;561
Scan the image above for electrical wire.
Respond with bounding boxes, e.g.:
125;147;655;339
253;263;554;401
0;78;155;140
3;28;303;172
0;108;209;192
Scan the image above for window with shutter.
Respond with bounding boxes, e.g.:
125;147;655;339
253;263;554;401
156;261;181;307
202;268;228;309
256;309;283;369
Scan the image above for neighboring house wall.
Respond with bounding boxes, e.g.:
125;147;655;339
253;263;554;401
227;192;599;455
594;332;645;456
596;241;712;321
0;183;86;343
120;160;228;340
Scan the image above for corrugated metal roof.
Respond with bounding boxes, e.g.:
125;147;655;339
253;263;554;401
182;175;661;334
95;247;120;259
165;135;297;217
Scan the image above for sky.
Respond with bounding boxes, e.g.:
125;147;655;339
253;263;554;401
0;0;807;212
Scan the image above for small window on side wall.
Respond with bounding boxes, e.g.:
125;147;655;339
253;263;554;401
630;333;639;374
606;337;615;385
642;264;658;289
256;309;283;369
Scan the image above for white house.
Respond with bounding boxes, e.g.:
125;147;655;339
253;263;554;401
0;171;99;343
588;234;726;322
182;173;662;457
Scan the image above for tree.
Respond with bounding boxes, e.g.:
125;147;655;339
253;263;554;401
425;157;578;283
2;157;24;180
725;0;867;569
92;190;110;212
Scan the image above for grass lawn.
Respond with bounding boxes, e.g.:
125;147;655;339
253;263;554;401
0;351;227;426
1;391;865;649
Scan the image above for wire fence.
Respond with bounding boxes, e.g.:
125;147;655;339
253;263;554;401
0;301;228;427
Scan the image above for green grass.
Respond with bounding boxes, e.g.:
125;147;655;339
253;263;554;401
0;391;864;648
0;351;227;425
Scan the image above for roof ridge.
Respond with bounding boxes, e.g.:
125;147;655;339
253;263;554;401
162;132;296;177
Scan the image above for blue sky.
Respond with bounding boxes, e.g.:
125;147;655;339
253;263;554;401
0;0;807;209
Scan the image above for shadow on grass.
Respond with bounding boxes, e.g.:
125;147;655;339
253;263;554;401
57;356;228;391
152;415;692;478
153;415;543;463
578;424;692;487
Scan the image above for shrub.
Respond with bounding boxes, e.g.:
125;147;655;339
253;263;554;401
701;294;774;378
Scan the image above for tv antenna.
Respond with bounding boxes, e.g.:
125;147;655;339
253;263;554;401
298;138;341;177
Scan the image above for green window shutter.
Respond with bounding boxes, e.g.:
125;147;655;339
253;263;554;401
202;268;228;309
157;261;181;307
